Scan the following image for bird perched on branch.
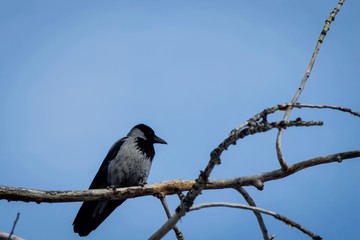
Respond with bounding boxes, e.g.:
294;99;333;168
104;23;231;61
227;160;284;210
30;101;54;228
73;124;167;236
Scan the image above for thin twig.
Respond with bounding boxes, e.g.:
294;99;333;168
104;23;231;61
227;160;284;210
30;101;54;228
159;196;184;240
275;0;346;171
290;103;360;117
8;213;20;240
189;202;322;240
149;120;323;240
148;150;359;239
252;103;360;123
235;187;272;240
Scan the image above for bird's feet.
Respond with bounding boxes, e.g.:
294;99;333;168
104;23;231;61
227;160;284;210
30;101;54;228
107;185;117;191
139;182;147;187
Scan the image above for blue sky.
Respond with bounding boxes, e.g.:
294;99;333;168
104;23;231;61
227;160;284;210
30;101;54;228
1;1;359;239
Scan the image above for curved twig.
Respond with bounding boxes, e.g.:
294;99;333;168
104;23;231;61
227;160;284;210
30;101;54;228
235;187;272;240
148;120;322;240
189;202;321;240
149;149;359;239
276;0;346;170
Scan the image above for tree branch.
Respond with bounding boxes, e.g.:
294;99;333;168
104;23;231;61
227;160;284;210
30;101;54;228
148;149;359;239
189;202;321;240
235;187;272;240
276;0;346;170
0;233;24;240
1;102;357;239
8;212;20;239
159;196;184;240
0;213;23;240
1;150;359;203
149;99;360;240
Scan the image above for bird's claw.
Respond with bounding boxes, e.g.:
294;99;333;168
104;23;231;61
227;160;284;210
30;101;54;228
107;185;117;191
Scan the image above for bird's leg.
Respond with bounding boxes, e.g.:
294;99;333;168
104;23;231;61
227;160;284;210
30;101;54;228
139;182;147;187
107;185;117;191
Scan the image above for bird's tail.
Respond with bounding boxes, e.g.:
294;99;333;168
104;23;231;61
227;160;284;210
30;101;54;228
73;199;125;236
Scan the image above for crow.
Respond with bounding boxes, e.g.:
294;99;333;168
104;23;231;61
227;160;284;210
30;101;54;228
73;124;167;236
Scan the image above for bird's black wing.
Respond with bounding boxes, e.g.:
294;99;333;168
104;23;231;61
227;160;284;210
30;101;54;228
89;137;127;189
73;137;127;236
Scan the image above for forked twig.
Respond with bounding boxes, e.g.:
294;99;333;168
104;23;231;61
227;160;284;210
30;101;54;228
275;0;346;171
149;120;324;240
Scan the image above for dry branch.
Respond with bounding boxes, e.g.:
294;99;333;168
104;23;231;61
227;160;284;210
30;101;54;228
0;120;322;205
1;103;357;202
276;0;346;170
2;150;358;203
149;101;357;239
235;187;272;240
149;148;359;239
0;1;354;240
0;233;24;240
0;213;23;240
159;197;184;240
189;202;321;240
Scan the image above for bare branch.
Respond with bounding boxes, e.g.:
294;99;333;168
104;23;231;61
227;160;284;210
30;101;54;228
0;232;24;240
235;187;272;240
159;196;184;240
1;150;359;203
256;103;360;122
149;120;323;239
292;103;360;117
276;0;346;170
0;213;24;240
189;202;322;240
8;213;20;240
150;149;359;239
149;100;360;240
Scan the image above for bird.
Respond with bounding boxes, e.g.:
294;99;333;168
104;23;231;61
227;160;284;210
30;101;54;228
73;124;167;236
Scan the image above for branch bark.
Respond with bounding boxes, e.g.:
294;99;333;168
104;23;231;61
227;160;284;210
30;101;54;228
189;202;321;240
1;150;358;203
0;233;24;240
275;0;346;170
159;196;184;240
235;187;272;240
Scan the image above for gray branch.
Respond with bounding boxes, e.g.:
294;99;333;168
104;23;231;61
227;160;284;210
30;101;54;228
0;233;24;240
235;187;272;240
190;202;321;240
1;150;359;203
276;0;346;171
148;150;359;240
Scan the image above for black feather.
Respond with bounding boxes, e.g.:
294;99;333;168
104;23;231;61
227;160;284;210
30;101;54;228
135;137;155;160
89;138;126;189
72;124;166;237
73;138;126;236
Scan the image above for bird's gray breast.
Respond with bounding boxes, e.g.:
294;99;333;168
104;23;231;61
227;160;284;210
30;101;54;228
107;139;152;187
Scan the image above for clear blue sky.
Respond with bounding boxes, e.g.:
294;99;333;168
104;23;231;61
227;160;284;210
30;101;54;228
1;1;359;239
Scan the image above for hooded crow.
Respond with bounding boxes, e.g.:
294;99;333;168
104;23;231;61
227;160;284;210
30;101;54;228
73;124;167;236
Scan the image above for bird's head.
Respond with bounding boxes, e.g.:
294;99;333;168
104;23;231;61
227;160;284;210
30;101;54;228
128;124;167;144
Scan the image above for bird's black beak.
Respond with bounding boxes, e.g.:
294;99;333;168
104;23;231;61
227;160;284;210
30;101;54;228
153;135;167;144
